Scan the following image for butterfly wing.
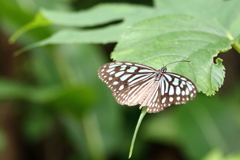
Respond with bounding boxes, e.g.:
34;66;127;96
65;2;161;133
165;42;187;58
115;75;157;106
144;72;197;113
98;61;197;113
98;61;156;105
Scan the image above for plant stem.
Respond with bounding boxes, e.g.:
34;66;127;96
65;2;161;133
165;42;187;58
233;38;240;54
128;107;147;158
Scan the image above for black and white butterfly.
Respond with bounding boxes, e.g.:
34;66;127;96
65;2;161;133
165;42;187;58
98;61;197;113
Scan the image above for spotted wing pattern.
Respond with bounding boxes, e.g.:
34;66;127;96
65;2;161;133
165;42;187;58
98;61;197;113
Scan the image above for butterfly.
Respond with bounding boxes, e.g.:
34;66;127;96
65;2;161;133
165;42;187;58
98;61;197;113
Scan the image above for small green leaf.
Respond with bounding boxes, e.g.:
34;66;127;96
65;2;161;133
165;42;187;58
112;15;232;95
9;11;52;43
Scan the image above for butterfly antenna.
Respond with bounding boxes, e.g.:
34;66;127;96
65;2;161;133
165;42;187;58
165;60;190;67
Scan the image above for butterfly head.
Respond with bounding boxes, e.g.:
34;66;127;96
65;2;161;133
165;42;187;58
160;66;167;73
155;67;167;80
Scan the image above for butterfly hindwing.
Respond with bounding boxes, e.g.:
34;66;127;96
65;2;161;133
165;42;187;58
115;76;156;106
144;72;197;113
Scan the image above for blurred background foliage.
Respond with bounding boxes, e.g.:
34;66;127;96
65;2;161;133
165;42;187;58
0;0;240;160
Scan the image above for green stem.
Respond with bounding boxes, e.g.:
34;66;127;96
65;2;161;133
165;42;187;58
232;38;240;54
128;107;147;158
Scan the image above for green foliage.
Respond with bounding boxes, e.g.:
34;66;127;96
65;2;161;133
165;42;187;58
112;15;231;95
11;3;154;48
11;0;240;95
1;0;240;160
143;90;240;159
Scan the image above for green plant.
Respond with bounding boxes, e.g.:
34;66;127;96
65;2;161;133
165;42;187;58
3;0;240;159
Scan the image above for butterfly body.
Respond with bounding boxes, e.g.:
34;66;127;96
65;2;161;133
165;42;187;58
98;61;197;113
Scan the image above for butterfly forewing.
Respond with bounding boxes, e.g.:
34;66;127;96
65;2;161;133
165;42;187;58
98;62;156;95
98;61;197;113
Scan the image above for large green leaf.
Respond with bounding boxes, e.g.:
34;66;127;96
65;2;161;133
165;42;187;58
112;15;232;95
